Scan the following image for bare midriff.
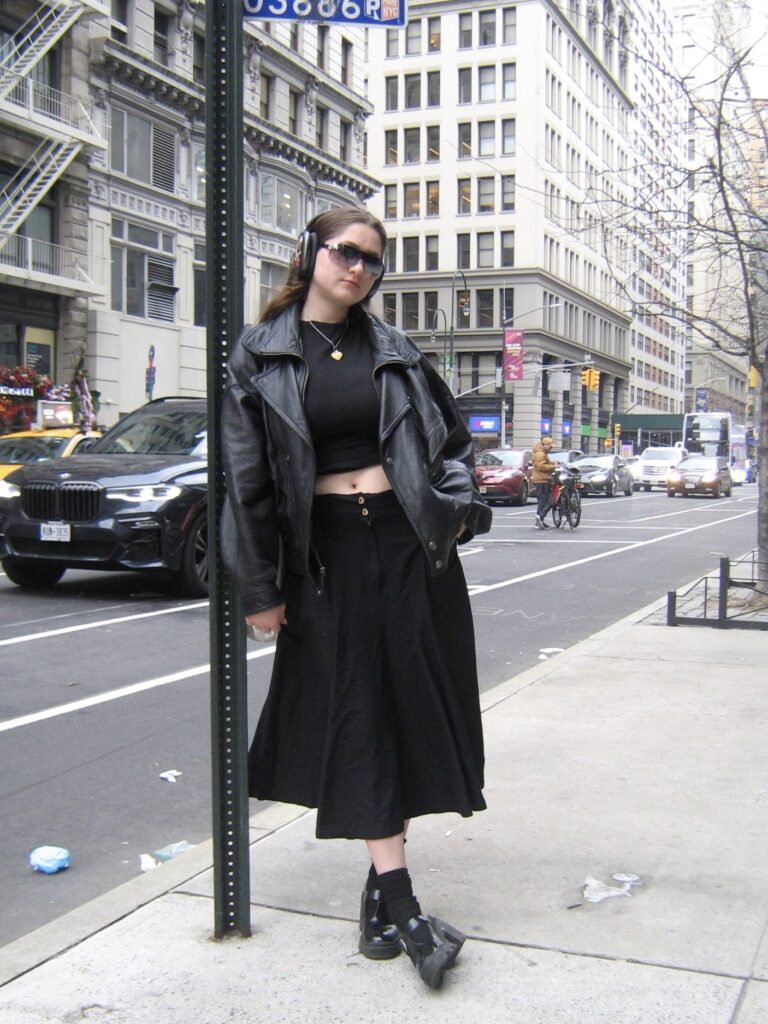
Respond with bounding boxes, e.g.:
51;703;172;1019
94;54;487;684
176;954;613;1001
314;464;392;495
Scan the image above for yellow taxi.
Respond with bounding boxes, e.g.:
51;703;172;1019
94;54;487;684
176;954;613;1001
0;427;102;480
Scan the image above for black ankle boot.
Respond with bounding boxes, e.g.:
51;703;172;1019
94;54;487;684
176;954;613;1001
399;915;465;989
358;885;401;960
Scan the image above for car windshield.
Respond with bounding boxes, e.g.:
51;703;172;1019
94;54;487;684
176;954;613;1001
93;408;208;456
0;435;68;463
642;450;677;461
573;456;613;469
475;450;524;467
679;457;717;470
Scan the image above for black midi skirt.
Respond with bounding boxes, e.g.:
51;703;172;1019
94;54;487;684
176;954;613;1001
248;490;486;839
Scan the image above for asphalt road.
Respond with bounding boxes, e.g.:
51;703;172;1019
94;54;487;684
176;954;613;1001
0;484;759;947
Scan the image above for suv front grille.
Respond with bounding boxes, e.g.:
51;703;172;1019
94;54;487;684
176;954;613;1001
21;482;103;522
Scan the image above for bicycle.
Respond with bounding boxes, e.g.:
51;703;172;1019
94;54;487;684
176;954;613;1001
550;464;582;530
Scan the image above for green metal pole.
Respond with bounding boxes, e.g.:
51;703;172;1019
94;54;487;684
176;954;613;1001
205;0;250;938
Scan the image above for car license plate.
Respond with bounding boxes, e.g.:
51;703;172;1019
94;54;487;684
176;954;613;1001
40;522;71;542
684;483;695;490
479;485;487;493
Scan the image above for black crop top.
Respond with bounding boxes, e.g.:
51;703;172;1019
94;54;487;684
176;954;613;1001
301;320;381;475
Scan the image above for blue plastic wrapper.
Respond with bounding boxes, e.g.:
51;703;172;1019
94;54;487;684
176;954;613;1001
30;846;71;874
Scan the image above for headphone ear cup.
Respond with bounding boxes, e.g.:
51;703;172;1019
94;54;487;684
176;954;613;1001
293;230;318;280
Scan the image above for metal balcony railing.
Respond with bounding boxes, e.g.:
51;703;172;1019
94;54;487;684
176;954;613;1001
0;69;107;145
0;233;103;292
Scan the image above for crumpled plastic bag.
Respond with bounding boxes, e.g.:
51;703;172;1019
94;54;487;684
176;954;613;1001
140;840;195;871
583;873;641;903
30;846;71;874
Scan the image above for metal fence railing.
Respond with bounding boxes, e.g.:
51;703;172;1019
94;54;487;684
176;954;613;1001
667;554;768;631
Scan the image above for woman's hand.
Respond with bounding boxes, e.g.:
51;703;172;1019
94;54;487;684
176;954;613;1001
245;603;287;634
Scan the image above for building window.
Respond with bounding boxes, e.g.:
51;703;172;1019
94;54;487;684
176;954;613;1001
402;292;419;329
503;6;517;44
403;127;420;162
457;233;470;269
477;232;494;268
477;177;494;213
193;241;206;327
427;70;440;106
403;236;419;272
458;68;472;104
341;39;352;85
111;0;128;44
425;290;438;326
459;12;472;48
478;121;495;157
154;7;169;63
479;10;496;45
478;66;495;102
386;238;397;272
340;119;352;162
258;173;301;235
426;237;438;271
502;118;516;155
458;178;471;215
384;184;397;218
315;106;328;150
290;22;300;51
404;74;421;108
259;73;273;119
317;25;328;70
427;17;441;51
502;63;516;99
288;90;300;135
405;19;422;54
477;289;494;327
110;109;175;192
111;218;176;321
501;230;515;266
501;174;515;210
502;286;514;322
426;125;440;161
385;76;398;110
385;129;398;164
383;293;397;324
458;122;471;158
192;32;205;86
386;29;398;57
191;142;205;201
403;182;420;217
426;180;439;216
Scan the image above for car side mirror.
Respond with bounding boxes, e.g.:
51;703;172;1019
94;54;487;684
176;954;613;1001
73;438;97;454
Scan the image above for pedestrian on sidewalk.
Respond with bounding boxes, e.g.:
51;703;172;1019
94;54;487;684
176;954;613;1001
532;435;556;529
220;207;491;990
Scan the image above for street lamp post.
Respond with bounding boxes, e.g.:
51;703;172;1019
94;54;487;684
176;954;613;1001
448;269;469;393
430;307;449;379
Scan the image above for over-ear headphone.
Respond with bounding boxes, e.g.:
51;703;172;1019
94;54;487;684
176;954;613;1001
293;228;318;281
292;219;387;297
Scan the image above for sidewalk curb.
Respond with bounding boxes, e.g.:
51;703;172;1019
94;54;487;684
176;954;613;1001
0;593;669;987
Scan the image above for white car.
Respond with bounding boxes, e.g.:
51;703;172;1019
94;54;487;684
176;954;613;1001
635;446;687;491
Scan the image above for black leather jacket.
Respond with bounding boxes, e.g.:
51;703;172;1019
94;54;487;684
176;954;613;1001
220;306;492;615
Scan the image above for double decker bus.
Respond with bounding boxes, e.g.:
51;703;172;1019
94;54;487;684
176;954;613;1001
682;412;747;483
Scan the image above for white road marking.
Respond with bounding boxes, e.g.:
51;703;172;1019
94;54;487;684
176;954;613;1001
0;601;208;647
0;645;275;734
466;509;755;596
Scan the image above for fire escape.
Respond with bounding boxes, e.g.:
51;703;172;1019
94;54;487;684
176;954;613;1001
0;0;108;295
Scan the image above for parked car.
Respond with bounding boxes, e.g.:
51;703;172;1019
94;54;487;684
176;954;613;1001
0;397;208;595
547;448;585;465
571;454;634;497
666;456;733;498
475;448;533;505
635;446;687;491
0;426;102;480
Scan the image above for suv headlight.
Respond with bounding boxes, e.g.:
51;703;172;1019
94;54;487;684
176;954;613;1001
106;484;182;503
0;479;20;500
667;471;681;483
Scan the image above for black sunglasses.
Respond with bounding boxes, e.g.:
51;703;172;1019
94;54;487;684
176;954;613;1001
320;242;384;277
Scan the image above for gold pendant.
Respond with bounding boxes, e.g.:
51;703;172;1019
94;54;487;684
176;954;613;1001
331;350;343;361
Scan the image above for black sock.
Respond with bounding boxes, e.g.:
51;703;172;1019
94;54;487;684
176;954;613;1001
366;862;378;891
375;868;422;930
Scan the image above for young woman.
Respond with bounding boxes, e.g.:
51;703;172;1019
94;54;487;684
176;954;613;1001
221;207;491;989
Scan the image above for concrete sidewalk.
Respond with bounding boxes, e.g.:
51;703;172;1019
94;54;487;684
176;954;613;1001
1;599;767;1023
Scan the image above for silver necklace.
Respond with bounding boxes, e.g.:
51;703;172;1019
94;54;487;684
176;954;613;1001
308;319;348;361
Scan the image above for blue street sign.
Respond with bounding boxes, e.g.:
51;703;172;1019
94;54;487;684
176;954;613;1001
243;0;407;26
469;415;500;433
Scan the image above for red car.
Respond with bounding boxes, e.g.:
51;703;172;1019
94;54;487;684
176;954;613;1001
474;448;533;506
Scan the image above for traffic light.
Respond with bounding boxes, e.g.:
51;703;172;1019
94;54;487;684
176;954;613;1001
588;368;600;391
581;368;590;388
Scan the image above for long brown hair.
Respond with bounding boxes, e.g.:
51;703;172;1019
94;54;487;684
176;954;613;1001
258;207;387;323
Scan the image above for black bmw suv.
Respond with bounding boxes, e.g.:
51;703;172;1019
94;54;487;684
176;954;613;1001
0;397;209;596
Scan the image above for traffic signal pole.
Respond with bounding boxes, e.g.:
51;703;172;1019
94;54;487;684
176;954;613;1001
205;0;251;938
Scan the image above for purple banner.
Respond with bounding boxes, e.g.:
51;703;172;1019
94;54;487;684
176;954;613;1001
503;329;524;382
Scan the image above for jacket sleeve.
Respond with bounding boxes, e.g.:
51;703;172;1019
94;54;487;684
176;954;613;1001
220;362;285;616
418;355;492;542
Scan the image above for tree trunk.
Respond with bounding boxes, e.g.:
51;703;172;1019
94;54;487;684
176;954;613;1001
757;372;768;596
